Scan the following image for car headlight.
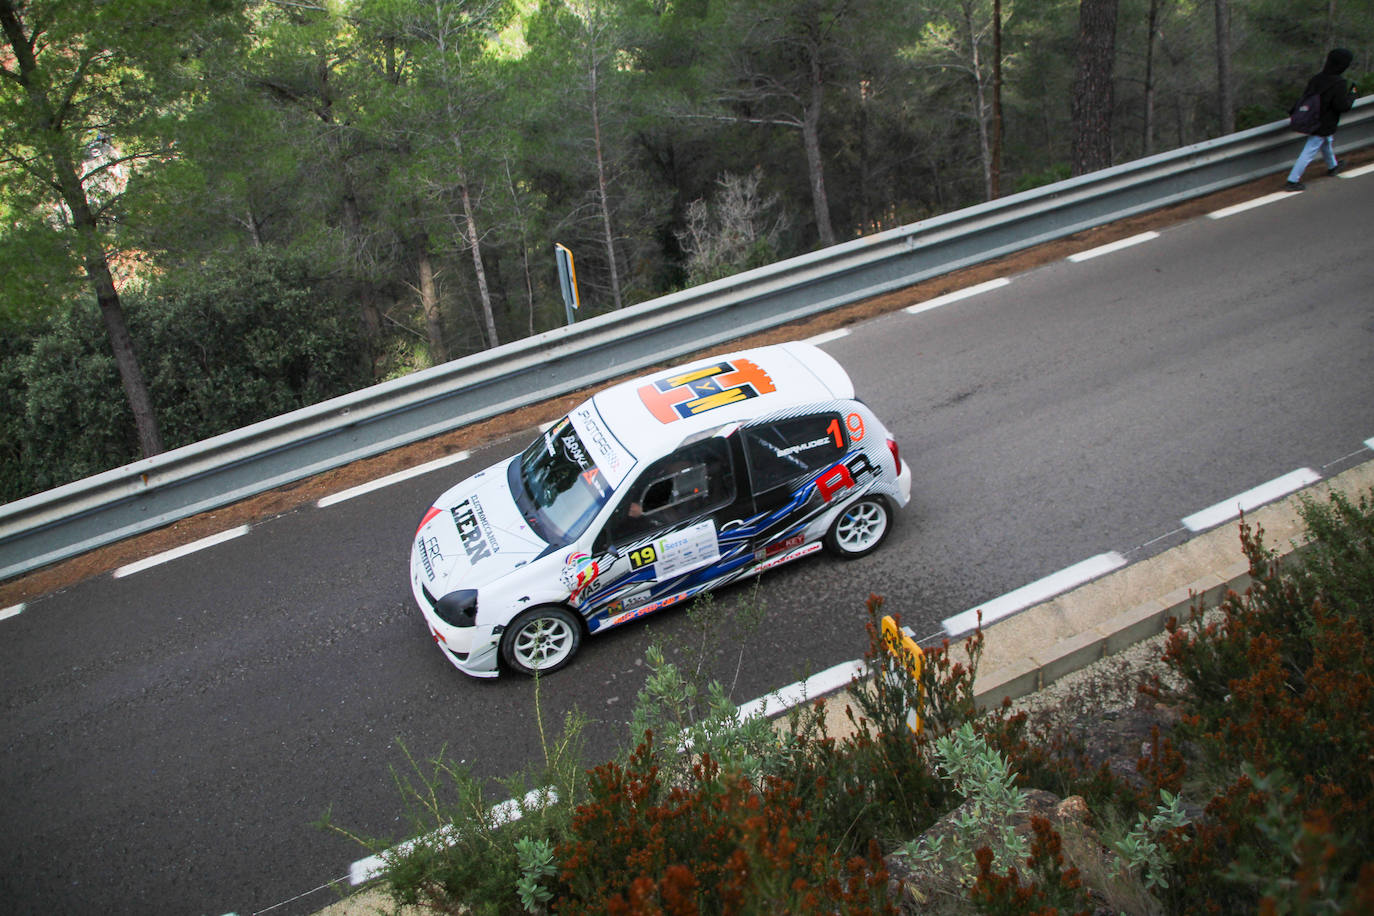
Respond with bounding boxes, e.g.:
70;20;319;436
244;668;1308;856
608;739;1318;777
435;589;479;627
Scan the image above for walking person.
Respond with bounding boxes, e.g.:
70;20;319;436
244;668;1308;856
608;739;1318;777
1286;48;1359;190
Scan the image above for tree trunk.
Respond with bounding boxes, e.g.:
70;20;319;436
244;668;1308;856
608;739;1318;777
803;49;836;247
588;55;624;309
457;167;501;348
340;188;384;348
1213;0;1233;134
991;0;1003;199
73;172;163;457
963;0;993;201
1070;0;1119;176
0;0;163;457
1143;0;1162;154
502;158;538;337
417;247;447;364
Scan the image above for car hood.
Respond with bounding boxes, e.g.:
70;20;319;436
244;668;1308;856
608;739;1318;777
412;457;552;596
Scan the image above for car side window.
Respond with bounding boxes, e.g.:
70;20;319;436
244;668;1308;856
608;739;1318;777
742;413;847;495
603;438;734;545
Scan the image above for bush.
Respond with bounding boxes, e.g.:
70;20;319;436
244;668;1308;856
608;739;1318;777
0;307;139;501
132;248;371;449
557;737;895;916
1152;491;1374;912
0;247;371;500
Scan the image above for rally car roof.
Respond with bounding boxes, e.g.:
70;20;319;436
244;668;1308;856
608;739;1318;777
587;341;855;461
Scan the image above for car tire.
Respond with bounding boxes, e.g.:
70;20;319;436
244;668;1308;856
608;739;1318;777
500;606;583;676
824;496;891;559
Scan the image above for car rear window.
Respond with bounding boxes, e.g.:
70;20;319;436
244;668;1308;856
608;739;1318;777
742;413;847;494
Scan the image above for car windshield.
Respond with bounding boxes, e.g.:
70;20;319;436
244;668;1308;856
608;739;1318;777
512;417;614;546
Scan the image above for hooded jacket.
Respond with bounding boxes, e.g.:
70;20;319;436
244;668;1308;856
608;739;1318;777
1300;48;1357;137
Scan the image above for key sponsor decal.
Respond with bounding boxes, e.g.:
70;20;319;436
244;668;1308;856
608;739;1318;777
758;541;821;572
637;359;776;424
756;533;805;562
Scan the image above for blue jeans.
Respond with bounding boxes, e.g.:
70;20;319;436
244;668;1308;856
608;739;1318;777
1288;134;1337;182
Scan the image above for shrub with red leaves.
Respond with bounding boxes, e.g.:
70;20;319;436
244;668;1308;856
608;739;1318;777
556;733;895;915
1157;491;1374;912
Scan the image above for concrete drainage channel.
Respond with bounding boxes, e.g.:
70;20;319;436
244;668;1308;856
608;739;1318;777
308;453;1374;916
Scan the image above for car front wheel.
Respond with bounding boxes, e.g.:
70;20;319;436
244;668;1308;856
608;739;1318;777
824;496;891;559
500;606;583;675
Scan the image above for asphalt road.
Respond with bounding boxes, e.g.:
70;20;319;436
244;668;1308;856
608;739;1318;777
3;172;1373;916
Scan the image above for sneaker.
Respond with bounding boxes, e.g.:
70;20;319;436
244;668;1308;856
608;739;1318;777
1285;180;1306;191
1328;161;1344;176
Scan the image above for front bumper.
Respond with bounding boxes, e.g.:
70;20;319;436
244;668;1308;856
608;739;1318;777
414;582;502;678
423;615;501;678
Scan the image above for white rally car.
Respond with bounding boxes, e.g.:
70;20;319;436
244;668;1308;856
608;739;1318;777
409;341;912;677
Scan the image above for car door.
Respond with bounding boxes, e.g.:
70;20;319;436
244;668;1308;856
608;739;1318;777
584;436;751;630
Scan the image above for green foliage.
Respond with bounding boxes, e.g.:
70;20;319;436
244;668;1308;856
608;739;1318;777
331;687;588;916
1111;788;1189;893
630;642;784;787
899;722;1031;889
0;248;371;501
514;835;557;914
0;307;138;500
7;0;1374;490
132;248;371;447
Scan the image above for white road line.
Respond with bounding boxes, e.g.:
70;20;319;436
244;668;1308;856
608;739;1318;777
1339;162;1374;179
1067;231;1160;262
1;603;24;622
350;788;556;886
1181;468;1322;533
901;277;1011;317
316;451;472;508
1207;192;1295;219
904;277;1011;315
112;525;251;579
1366;437;1374;452
736;659;867;721
805;328;850;346
942;552;1127;636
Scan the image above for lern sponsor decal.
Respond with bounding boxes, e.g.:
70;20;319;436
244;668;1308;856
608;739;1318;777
816;452;881;502
637;359;776;424
451;498;494;563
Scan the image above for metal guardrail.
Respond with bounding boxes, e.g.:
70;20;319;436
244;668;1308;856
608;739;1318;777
3;101;1371;581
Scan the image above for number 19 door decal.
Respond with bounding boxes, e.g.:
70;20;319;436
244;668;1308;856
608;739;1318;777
630;519;721;578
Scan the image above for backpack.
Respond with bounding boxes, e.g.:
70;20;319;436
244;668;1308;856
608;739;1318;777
1290;92;1322;134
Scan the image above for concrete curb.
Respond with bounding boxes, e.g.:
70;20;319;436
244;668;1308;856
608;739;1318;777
956;456;1374;709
